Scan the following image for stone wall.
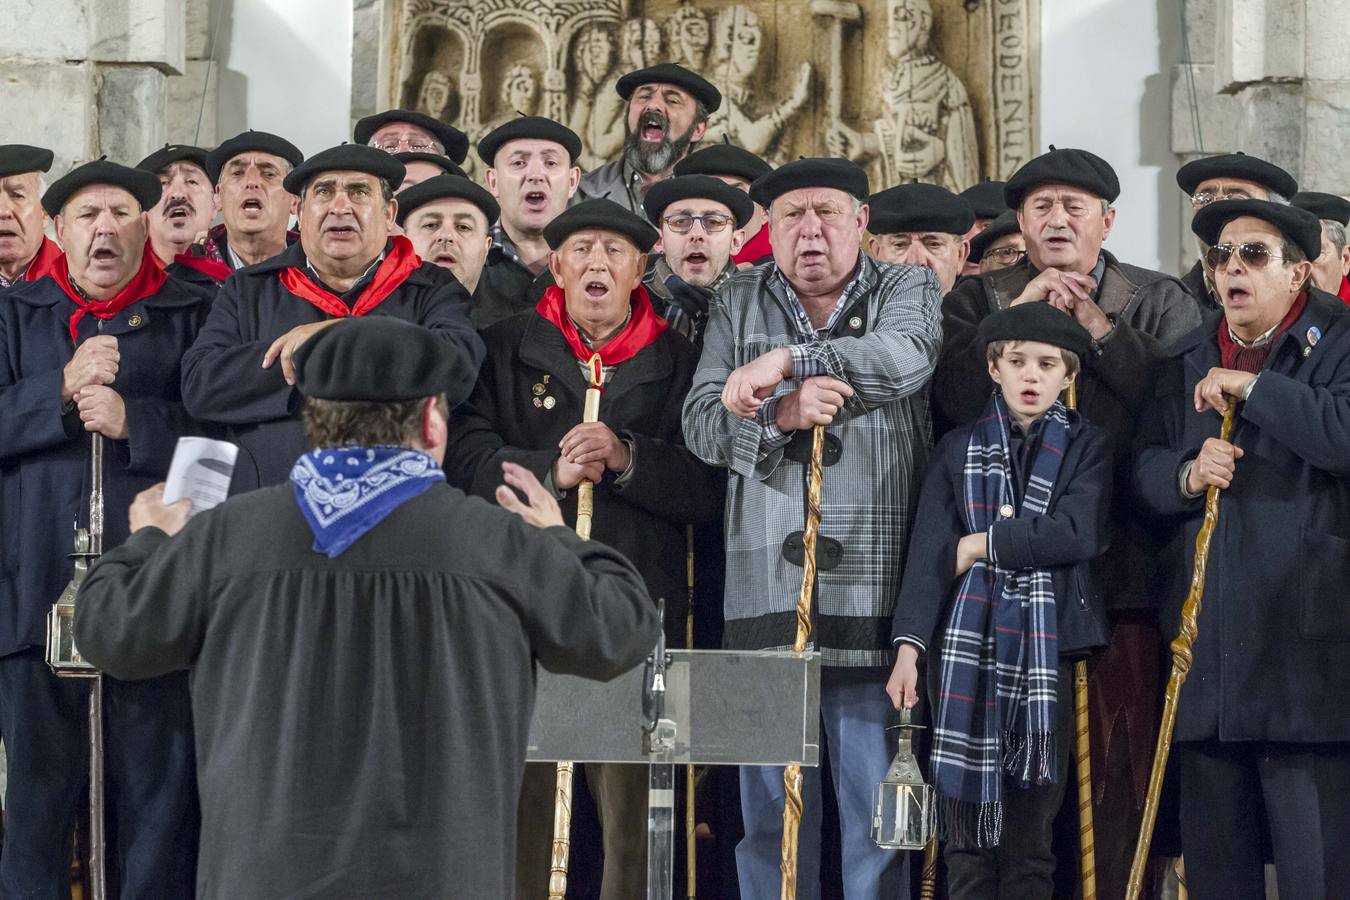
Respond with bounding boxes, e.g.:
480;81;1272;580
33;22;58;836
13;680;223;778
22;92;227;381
0;0;218;178
1171;0;1350;271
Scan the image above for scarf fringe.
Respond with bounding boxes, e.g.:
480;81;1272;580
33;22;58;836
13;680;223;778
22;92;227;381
1001;729;1057;787
938;793;1003;849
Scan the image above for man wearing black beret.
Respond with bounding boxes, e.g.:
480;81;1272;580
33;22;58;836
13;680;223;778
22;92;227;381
397;174;499;299
182;143;484;494
866;180;974;293
1176;151;1298;310
0;159;211;896
475;115;583;330
1135;198;1350;899
0;144;60;292
180;130;305;285
968;209;1024;274
642;173;751;344
958;180;1009;276
1292;191;1350;300
393;150;465;193
683;157;940;899
580;62;721;215
675;141;775;265
354;107;470;165
75;316;660;899
932;145;1200;897
446;198;722;900
136;144;221;293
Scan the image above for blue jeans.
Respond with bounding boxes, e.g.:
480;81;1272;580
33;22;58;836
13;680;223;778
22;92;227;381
738;666;911;899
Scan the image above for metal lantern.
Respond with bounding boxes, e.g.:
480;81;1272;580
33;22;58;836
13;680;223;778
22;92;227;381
871;706;936;850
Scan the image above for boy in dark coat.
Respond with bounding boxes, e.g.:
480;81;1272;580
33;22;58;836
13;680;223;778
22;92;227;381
890;302;1113;899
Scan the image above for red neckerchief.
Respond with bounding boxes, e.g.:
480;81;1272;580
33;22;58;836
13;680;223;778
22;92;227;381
733;223;772;265
50;249;168;345
1218;290;1308;374
278;236;420;318
23;236;63;282
535;284;669;368
172;252;232;282
1338;276;1350;305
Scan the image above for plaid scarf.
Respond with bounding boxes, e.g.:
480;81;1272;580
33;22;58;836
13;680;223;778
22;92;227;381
931;392;1068;848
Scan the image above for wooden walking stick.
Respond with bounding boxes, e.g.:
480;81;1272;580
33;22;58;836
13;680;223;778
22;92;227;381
685;525;698;899
1124;402;1238;900
779;424;827;899
547;354;605;900
1062;382;1098;900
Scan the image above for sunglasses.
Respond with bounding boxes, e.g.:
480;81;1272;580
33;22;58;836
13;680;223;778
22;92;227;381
1189;189;1256;209
663;213;735;234
984;247;1026;265
1204;242;1288;270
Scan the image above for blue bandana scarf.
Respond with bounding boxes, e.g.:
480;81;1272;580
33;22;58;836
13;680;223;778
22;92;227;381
931;392;1069;848
290;447;444;558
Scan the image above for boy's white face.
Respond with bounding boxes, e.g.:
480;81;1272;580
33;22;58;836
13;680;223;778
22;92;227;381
988;340;1076;423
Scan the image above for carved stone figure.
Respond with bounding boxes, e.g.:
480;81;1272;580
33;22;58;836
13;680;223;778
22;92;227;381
417;70;455;122
826;0;980;191
665;6;711;72
568;24;620;170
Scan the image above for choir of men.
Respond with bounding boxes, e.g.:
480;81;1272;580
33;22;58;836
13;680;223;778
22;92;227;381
1;57;1348;900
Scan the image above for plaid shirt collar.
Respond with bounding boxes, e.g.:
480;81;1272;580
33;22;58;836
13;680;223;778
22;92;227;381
489;223;527;268
771;253;867;339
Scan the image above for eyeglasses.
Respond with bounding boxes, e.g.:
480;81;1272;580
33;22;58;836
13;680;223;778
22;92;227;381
1190;189;1255;209
1205;242;1288;270
984;247;1026;265
369;136;445;154
662;213;735;234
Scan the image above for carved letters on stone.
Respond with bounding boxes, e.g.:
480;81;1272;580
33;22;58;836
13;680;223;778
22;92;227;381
371;0;1040;189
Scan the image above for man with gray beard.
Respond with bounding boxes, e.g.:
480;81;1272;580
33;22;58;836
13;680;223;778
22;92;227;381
579;62;720;216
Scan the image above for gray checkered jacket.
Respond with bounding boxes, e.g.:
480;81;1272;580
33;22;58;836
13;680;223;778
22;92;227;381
682;255;942;666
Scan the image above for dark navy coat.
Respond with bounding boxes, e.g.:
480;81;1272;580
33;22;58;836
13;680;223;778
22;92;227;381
893;413;1114;663
180;240;485;492
0;272;209;656
1134;289;1350;743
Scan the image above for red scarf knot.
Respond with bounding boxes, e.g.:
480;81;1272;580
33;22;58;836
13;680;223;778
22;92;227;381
1217;290;1308;374
534;283;668;369
278;236;421;319
52;247;168;345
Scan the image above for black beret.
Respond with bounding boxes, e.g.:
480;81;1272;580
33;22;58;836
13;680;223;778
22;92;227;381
136;144;211;183
294;316;475;405
968;210;1021;264
205;130;304;184
1291;191;1350;226
1004;146;1120;208
283;144;406;196
43;158;161;216
959;180;1009;219
0;144;54;179
353;109;470;164
476;115;582;166
395;174;500;227
393;151;465;179
543;198;658;253
979;301;1092;358
750;157;869;209
675;141;772;183
616;63;722;113
867;182;974;235
643;174;755;229
1191;198;1323;262
1176;152;1298;199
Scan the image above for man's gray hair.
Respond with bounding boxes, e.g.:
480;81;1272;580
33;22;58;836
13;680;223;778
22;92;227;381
1325;219;1347;255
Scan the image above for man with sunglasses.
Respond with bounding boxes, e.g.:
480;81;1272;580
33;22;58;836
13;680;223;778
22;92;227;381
353;108;470;167
1135;198;1350;899
865;180;974;294
930;146;1200;896
968;209;1024;274
1176;152;1298;310
642;173;752;345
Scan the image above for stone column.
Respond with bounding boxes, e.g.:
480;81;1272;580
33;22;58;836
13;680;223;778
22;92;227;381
0;0;186;175
1172;0;1350;270
167;0;221;147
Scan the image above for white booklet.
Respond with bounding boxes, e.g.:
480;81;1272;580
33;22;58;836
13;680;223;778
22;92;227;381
163;437;239;516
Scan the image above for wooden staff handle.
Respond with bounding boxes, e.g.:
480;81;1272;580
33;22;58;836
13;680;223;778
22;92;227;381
549;370;605;898
780;424;826;899
1125;402;1237;899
